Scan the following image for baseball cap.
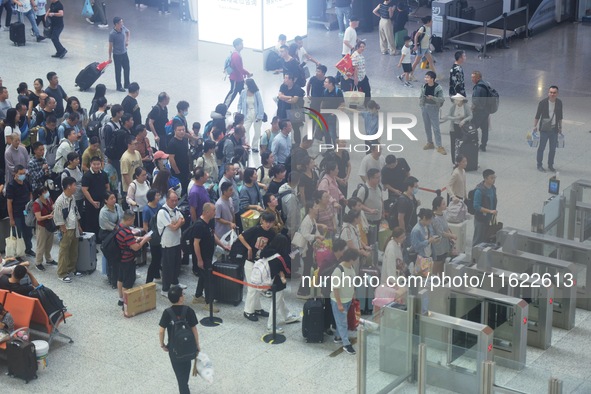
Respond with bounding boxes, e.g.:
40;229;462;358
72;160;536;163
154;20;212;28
153;151;169;160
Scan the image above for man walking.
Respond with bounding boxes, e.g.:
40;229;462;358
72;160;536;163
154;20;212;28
157;190;186;296
534;85;562;172
334;0;352;36
47;0;66;58
108;16;131;92
224;38;252;108
472;169;497;246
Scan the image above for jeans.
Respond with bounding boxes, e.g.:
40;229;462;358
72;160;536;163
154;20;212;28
161;245;181;292
113;52;131;90
331;299;352;346
472;219;490;246
51;25;65;55
169;354;191;394
13;217;33;252
335;6;351;33
19;10;41;37
224;80;244;108
244;260;263;314
0;1;12;28
473;110;489;147
422;104;442;147
146;242;162;283
537;130;558;167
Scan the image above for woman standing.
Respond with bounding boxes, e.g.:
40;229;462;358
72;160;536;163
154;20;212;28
373;0;395;55
382;227;406;283
238;78;265;152
267;164;286;195
410;209;439;276
317;161;345;209
64;97;89;153
27;78;44;120
99;191;124;287
431;197;457;276
314;190;337;237
195;140;218;185
446;94;472;164
256;151;274;193
340;209;372;262
447;154;468;202
296;202;326;298
89;84;108;114
332;139;351;197
143;189;162;283
346;42;371;104
32;186;56;271
126;167;150;217
3;109;21;142
298;155;318;206
17;83;30;107
46;0;67;59
262;193;285;235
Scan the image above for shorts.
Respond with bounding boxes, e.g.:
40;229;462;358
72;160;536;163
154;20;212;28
402;63;412;73
417;47;431;60
118;261;136;289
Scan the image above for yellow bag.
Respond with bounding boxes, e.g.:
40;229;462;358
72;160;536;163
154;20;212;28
241;210;261;231
420;60;430;69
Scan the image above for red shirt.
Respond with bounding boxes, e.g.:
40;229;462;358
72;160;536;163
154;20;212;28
32;198;54;228
230;51;248;82
116;226;138;264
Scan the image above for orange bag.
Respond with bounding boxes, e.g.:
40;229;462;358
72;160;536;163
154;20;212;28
335;54;354;77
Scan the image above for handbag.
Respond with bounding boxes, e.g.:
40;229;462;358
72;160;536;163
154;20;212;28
347;298;361;331
539;113;555;132
445;200;468;223
82;0;94;18
5;227;26;258
486;215;503;243
557;132;565;148
286;106;305;124
343;87;365;108
335;54;354;77
43;18;52;38
527;129;540;148
291;232;307;249
414;255;433;278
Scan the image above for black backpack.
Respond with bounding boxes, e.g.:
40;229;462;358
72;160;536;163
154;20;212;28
412;25;426;48
100;226;121;263
466;188;477;215
148;207;167;244
215;136;232;161
87;112;107;140
167;306;198;361
277;189;293;222
352;183;370;204
479;81;500;114
29;285;67;325
181;221;198;257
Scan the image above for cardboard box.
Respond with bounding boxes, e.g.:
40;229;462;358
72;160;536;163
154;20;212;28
123;282;156;317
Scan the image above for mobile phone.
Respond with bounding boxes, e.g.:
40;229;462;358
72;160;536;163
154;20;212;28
146;230;153;237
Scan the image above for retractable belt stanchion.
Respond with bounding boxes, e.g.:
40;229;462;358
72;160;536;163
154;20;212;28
200;267;223;327
262;284;286;345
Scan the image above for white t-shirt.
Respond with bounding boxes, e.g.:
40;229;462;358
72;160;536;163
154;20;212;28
548;100;556;126
359;154;385;179
4;126;21;143
418;25;431;49
401;45;412;64
342;26;357;55
296;47;308;63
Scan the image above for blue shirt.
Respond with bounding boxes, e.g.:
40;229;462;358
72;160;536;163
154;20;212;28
109;26;129;55
271;132;292;164
142;203;163;227
361;111;379;135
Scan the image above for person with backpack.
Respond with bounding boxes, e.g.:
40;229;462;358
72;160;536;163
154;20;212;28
224;38;252;109
143;189;162;284
472;169;498;246
147;92;169;151
218;164;241;232
61;152;85;226
159;285;200;394
54;176;83;283
37;114;58;146
6;165;34;257
259;116;279;155
410;16;436;78
471;71;493;152
354;168;383;245
101;104;123;154
32;186;57;271
239;167;264;215
296;201;326;299
99;191;124;286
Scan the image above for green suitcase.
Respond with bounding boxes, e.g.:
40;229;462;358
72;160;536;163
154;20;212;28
395;29;408;50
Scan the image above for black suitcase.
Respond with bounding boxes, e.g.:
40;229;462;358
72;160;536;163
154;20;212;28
356;266;380;315
10;22;26;46
302;298;324;343
213;260;243;306
7;339;38;383
75;62;103;91
456;125;479;172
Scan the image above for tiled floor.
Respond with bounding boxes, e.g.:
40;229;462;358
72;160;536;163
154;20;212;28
1;1;591;392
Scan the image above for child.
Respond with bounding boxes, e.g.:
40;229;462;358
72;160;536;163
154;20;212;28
397;36;413;87
331;248;361;355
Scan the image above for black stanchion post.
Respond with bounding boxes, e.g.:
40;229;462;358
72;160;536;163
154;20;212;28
502;13;510;49
262;284;286;344
200;267;223;327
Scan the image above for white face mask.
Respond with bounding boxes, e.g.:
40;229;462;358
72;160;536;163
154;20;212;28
162;159;169;167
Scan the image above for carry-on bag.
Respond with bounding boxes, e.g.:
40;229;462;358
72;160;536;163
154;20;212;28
302;298;324;343
77;232;97;274
213;259;243;306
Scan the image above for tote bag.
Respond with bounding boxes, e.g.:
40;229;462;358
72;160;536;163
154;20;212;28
5;227;26;258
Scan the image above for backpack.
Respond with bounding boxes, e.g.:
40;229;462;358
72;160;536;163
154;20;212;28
87;112;107;140
352;183;370;204
466;188;477;215
216;135;235;162
251;255;275;287
203;120;214;140
257;165;266;183
25;200;38;228
265;50;282;71
223;52;234;75
181;220;197;257
148;206;167;245
164;115;182;136
29;284;67;325
412;25;426;48
167;306;198;361
102;121;119;156
100;226;121;263
277;189;293;222
480;81;500;114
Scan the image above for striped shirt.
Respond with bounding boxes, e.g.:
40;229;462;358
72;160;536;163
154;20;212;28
116;226;137;264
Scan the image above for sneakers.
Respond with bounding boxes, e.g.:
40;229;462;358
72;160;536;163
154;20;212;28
2;26;10;31
85;17;94;25
325;328;334;336
73;271;83;277
251;148;259;153
117;300;124;306
285;314;300;324
59;49;68;59
382;51;388;55
537;166;546;172
267;326;284;334
117;87;126;92
436;146;447;155
423;142;435;150
46;260;58;266
192;296;206;304
36;36;46;42
35;264;46;271
160;290;169;297
203;303;220;313
98;24;109;29
59;276;72;283
404;81;413;87
343;344;356;355
25;250;36;257
262;290;272;298
164;11;171;15
398;75;404;82
334;336;343;344
177;283;188;290
296;290;311;300
479;144;486;152
244;312;258;322
255;309;269;317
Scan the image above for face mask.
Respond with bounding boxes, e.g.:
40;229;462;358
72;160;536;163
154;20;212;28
162;159;169;167
234;175;241;183
413;188;419;195
17;174;26;182
183;111;189;117
43;192;50;199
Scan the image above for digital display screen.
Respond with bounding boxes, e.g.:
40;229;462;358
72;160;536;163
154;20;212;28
548;178;560;195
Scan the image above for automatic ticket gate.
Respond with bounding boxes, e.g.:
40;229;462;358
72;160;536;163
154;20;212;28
498;227;591;310
379;295;494;394
427;286;528;368
445;256;554;349
473;244;577;330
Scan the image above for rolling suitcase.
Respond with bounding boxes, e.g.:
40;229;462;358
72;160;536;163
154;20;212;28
213;259;243;306
77;232;97;274
7;339;38;383
302;298;324;343
10;22;26;46
356;265;381;315
75;62;104;91
456;124;479;172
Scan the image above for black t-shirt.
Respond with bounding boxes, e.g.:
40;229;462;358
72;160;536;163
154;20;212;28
49;1;64;28
81;170;109;200
158;305;198;349
45;85;67;118
267;179;286;196
299;171;318;205
148;105;169;136
0;275;34;296
282;58;300;80
277;84;305;119
237;225;276;259
321;88;345;110
266;250;291;291
334;151;350;179
113;128;132;160
121;95;142;129
167;137;189;178
397;194;418;233
6;180;32;218
381;158;411;199
193;218;215;263
28;92;40;109
308;77;325;98
424;84;438;105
